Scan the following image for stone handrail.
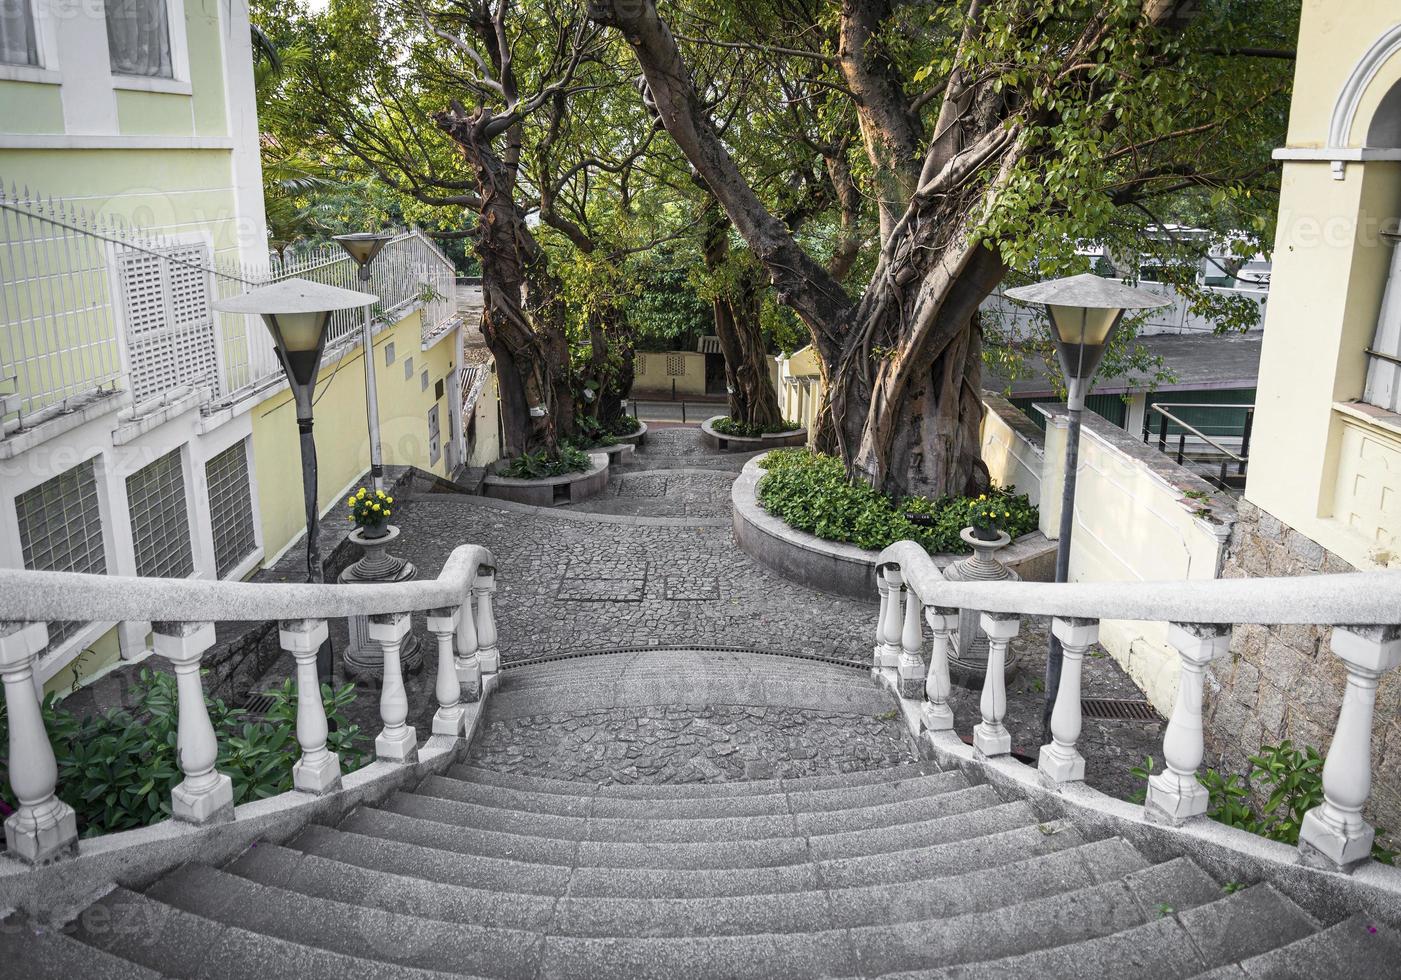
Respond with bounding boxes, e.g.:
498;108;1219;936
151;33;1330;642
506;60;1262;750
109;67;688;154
874;539;1401;876
1;544;498;865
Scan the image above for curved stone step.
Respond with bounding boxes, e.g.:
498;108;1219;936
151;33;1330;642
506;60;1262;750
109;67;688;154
1211;912;1401;979
447;759;940;798
422;767;967;819
535;862;1216;980
69;886;470;980
383;780;999;845
0;917;163;980
484;679;893;718
145;863;542;978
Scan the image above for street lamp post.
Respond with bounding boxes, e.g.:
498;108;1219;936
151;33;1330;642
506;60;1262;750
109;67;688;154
1002;273;1169;741
334;232;395;492
213;277;378;681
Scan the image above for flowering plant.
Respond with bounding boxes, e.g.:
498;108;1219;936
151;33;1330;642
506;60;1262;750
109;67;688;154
970;492;1013;540
346;486;394;530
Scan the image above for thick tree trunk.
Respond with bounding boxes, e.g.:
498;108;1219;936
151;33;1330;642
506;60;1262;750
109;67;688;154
578;306;635;427
436;106;573;458
702;201;783;429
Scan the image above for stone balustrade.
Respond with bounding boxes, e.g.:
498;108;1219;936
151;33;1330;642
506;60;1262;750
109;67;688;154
876;539;1401;875
0;544;497;865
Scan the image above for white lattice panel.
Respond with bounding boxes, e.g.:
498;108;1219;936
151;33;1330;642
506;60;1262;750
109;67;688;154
117;243;221;404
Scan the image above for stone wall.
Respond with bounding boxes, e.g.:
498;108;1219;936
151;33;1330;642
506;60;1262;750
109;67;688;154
1206;498;1400;848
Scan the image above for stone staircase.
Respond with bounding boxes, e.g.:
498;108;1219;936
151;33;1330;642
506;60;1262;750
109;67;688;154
7;645;1401;979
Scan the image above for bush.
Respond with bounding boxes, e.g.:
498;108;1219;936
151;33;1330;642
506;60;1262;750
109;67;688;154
501;445;592;478
755;449;1038;554
711;416;801;438
607;414;641;436
1131;741;1396;864
0;669;368;837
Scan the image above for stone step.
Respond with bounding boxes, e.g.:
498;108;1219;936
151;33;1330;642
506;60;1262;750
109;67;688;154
69;886;470;980
533;861;1216;980
483;679;895;718
498;658;870;686
411;770;974;836
423;767;968;818
1212;912;1401;979
447;759;941;798
291;807;1066;900
344;787;1019;870
385;780;999;845
145;863;543;978
1172;884;1318;967
0;916;164;980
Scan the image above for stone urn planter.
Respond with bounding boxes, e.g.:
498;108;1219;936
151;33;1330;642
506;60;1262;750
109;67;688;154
339;525;423;679
943;527;1021;687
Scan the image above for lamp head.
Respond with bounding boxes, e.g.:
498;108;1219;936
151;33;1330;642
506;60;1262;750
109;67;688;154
212;277;377;419
1003;272;1170;394
334;232;395;274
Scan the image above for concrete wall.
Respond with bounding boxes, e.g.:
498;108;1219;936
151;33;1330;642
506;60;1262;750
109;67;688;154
632;350;707;398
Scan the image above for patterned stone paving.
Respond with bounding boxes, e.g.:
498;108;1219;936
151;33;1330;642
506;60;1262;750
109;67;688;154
467;704;915;784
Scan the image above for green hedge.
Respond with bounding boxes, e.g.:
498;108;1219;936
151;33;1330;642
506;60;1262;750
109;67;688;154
756;449;1038;554
711;416;801;438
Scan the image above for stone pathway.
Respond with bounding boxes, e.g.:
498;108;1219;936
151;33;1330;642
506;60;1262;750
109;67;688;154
560;468;737;519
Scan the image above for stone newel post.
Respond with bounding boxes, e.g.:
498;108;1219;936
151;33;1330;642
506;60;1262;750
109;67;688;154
1299;624;1401;872
1;621;78;863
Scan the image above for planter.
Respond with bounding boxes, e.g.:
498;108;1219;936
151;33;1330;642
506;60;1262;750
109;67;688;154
700;416;808;453
356;522;392;541
481;452;609;507
611;421;648;447
731;454;1057;600
339;525;423;679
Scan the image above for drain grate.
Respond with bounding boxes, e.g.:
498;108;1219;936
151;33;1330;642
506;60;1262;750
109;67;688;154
236;691;279;715
1081;697;1159;721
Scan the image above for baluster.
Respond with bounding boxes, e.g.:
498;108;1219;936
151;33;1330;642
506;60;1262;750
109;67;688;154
155;621;233;824
1299;624;1401;872
428;606;467;736
873;572;891;669
1;621;78;863
475;571;500;679
1145;622;1232;825
369;612;418;763
898;586;925;700
456;588;482;701
881;567;904;669
921;607;958;733
973;613;1020;757
280;619;341;794
1038;617;1099;785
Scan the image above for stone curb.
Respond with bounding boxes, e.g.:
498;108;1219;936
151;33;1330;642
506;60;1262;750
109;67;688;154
409;488;732;528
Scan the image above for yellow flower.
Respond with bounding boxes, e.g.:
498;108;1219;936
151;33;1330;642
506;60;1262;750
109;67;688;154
1004;511;1010;517
376;490;386;498
357;487;366;498
386;496;394;503
384;509;391;517
978;494;986;500
346;495;355;506
371;503;381;512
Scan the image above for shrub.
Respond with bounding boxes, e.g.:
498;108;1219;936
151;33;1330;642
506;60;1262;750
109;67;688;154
755;449;1038;554
711;416;801;437
501;445;592;478
0;670;368;837
345;485;395;530
607;414;641;436
1131;742;1396;864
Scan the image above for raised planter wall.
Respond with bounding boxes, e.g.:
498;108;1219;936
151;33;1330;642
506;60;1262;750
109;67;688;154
731;455;1057;601
612;422;648;447
481;452;609;507
700;416;808;453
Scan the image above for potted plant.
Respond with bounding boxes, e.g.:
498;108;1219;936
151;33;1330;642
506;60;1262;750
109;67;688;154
971;494;1009;542
347;486;394;539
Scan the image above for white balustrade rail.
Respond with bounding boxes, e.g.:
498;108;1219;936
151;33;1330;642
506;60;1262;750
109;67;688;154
0;544;496;864
875;539;1401;875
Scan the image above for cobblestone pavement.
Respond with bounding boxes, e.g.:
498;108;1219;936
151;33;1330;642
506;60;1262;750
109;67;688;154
561;468;737;519
467;704;914;784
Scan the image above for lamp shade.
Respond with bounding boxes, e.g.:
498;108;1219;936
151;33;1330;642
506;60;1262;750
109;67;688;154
273;310;332;352
334;232;395;268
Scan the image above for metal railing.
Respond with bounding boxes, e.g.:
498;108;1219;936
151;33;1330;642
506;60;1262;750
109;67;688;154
1142;402;1254;491
1;182;457;428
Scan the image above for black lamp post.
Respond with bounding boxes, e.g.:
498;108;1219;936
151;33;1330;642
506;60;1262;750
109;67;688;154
213;277;378;681
1002;273;1169;741
333;232;395;492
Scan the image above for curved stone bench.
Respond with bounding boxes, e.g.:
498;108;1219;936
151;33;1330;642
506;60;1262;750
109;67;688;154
732;454;1056;600
481;452;609;507
700;416;808;452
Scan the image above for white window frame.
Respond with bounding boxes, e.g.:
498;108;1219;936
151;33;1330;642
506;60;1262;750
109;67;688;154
107;0;192;96
0;0;61;85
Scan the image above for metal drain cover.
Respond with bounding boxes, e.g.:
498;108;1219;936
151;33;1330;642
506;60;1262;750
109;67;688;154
236;691;279;715
1081;697;1159;721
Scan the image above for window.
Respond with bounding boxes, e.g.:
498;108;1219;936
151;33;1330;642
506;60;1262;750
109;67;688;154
206;439;258;577
116;242;219;404
665;354;686;377
126;448;193;579
0;0;38;67
15;459;107;650
105;0;173;79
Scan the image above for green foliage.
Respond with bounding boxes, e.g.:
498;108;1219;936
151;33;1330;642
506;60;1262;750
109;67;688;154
501;446;592;479
711;417;801;438
1129;743;1397;864
756;450;1038;555
345;485;395;529
0;669;367;836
